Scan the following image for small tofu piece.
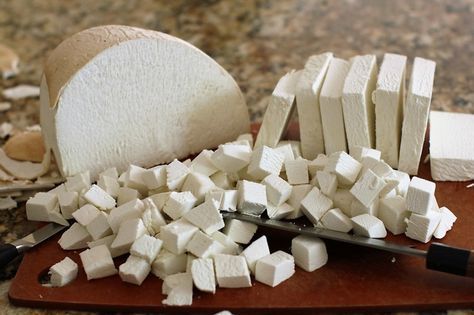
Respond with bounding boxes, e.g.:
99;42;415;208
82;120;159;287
261;174;292;206
240;235;270;274
130;234;163;263
296;52;333;159
181;172;216;203
237;133;254;147
162;272;193;306
48;184;66;196
405;210;441;243
184;199;224;235
351;214;387;238
99;167;119;179
350;198;379;217
97;175;120;198
266;202;294;220
191;258;216;293
110;218;148;255
285;158;309;185
320;58;350;154
433;207;457;239
117;187;141;206
374;53;407;168
166;159;190;191
301;187;333;225
211;231;241;255
87;234;120;257
48;209;69;226
320;208;352;233
108;198;145;233
72;204;100;226
86;211;112;241
142;165;167;190
151;249;187;279
393;170;410;197
378;196;409;235
64;171;91;193
316;170;337;197
350;146;381;162
186;254;197;273
308;154;328;177
237;180;267;216
332;189;354;217
163;191;197;220
83;184;116;211
291;235;327;272
49;257;78;287
58;191;78;219
210;171;235;190
148;192;171;210
405;177;436;215
350;169;386;207
186;231;225;258
214;254;252;288
160;219;199;254
278;140;302;159
324;152;362;186
141;199;167;235
223;219;257;244
26;192;58;222
124;165;148;195
119;255;151;286
220;190;239;212
255;250;295;287
285;184;312;219
274;143;295;171
190;150;218;177
211;144;252;173
79;245;117;280
247;146;284;180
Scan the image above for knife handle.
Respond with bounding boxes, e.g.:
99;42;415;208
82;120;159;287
426;243;474;278
0;244;19;270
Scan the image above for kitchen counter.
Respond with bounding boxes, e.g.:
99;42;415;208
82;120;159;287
0;0;473;313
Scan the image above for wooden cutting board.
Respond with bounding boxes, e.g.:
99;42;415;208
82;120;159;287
8;124;474;313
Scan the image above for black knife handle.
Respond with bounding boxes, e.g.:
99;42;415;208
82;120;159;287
0;244;19;270
426;243;474;278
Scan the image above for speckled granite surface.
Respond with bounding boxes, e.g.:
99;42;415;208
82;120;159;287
0;0;473;313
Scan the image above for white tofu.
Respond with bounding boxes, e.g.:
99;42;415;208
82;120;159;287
393;170;410;197
350;146;381;162
237;133;254;147
266;202;294;220
186;254;197;273
351;214;387;238
99;167;119;179
378;196;409;235
162;272;193;306
219;190;239;212
26;192;58;222
324;151;362;186
191;258;216;293
274;143;295;171
332;189;354;217
342;55;377;149
296;52;333;159
49;257;78;287
240;235;270;274
79;244;117;280
72;204;100;226
350;169;386;207
433;207;457;239
190;150;218;177
48;184;66;196
86;211;112;241
214;254;252;288
350;198;379;217
291;235;327;272
278;140;302;159
151;249;187;280
83;184;116;211
142;165;167;190
261;174;292;206
163;191;197;220
247;146;284;180
107;198;145;233
86;234;121;257
285;158;309;185
141;199;167;235
211;231;241;255
223;219;257;244
405;176;436;215
320;58;350;154
57;191;78;220
124;165;149;195
110;218;148;255
183;199;225;235
211;144;252;173
210;171;235;190
118;255;150;286
373;53;407;168
160;219;199;255
429;111;474;181
117;187;141;206
320;208;352;233
285;184;312;219
255;70;300;148
316;170;337;197
255;250;295;287
48;208;69;226
64;171;91;193
148;192;171;210
237;180;267;216
405;210;441;243
308;154;328;178
130;234;163;263
186;231;225;258
97;175;120;198
181;172;216;203
166;159;190;191
300;187;333;225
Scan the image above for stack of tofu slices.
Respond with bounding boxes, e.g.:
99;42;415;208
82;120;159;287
28;52;457;306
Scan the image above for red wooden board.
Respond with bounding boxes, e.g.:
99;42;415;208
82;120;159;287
8;124;474;313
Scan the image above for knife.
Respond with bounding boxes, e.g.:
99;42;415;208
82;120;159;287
0;223;67;269
222;212;474;279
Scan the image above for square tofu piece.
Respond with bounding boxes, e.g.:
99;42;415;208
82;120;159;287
58;223;92;250
97;175;120;198
351;214;387;238
296;52;333;159
181;172;216;203
405;177;436;215
64;171;91;193
300;187;333;225
162;272;193;306
255;70;300;148
141;199;167;235
319;58;350;154
274;143;295;171
72;204;100;226
262;174;292;206
320;208;352;233
160;219;199;254
429;111;474;181
117;187;141;206
151;249;187;280
210;171;234;190
255;251;295;287
58;191;79;220
214;254;252;288
191;258;216;293
350;169;386;207
110;218;148;256
342;55;377;149
405;210;441;243
166;159;190;191
285;184;312;219
211;231;241;255
26;192;58;222
291;235;327;272
393;170;410;197
350;146;381;162
163;191;197;220
378;196;409;235
308;154;328;177
240;235;270;274
183;199;224;235
148;192;171;210
185;231;225;258
211;144;252;173
316;171;337;197
142;165;167;190
83;184;116;210
374;53;407;168
124;165;149;194
266;202;294;220
247;146;284;180
237;133;254;147
99;167;119;179
108;199;145;233
332;189;355;217
220;190;239;212
398;57;436;175
324;152;361;186
130;234;163;263
191;150;218;177
223;219;258;244
237;180;267;216
350;198;379;217
49;257;78;287
86;211;112;241
285;158;309;185
79;245;117;280
433;206;457;239
119;255;151;285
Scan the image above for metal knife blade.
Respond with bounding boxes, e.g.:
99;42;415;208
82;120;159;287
11;223;67;253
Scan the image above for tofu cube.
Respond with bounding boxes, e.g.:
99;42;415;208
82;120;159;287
308;154;328;177
83;184;116;210
86;211;112;240
350;198;379;217
49;257;78;287
350;146;381;162
117;187;141;206
191;150;219;177
223;219;257;244
351;214;387;238
324;151;362;186
220;190;239;212
79;245;117;280
141;199;167;235
433;206;457;239
285;184;312;219
183;199;224;235
108;198;145;233
211;231;241;255
274;143;295;171
405;177;436;215
240;235;270;274
236;133;254;147
262;174;292;206
211;144;252;173
378;196;409;235
166;159;190;191
185;231;225;258
58;191;78;219
300;187;333;225
99;167;119;179
393;170;410;197
191;258;216;293
162;272;193;306
72;204;100;226
163;191;197;220
26;192;58;222
332;189;355;217
255;251;295;287
320;208;353;233
124;165;148;195
58;223;92;250
151;249;187;279
64;171;91;193
214;254;252;288
110;218;148;256
210;171;235;190
130;234;163;263
119;255;151;286
142;165;166;190
316;170;337;197
247;146;284;180
405;210;441;243
148;192;171;210
291;235;328;272
181;172;216;203
160;219;199;254
237;180;267;216
266;202;294;220
350;169;386;207
285;158;309;185
97;175;120;198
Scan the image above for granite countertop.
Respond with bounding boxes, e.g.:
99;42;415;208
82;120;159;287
0;0;473;313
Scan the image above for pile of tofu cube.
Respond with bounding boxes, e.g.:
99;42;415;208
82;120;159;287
27;51;458;306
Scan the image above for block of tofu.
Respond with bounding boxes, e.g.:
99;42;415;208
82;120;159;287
87;234;121;257
405;176;435;215
151;249;187;279
48;184;66;196
86;211;112;240
191;258;216;293
117;187;141;206
130;234;163;263
285;184;312;219
110;218;148;255
211;231;241;255
350;169;386;207
83;184;116;211
148;192;170;210
255;70;300;148
296;52;333;159
378;196;409;235
255;250;295;287
186;231;225;258
108;198;144;233
162;272;193;306
342;55;377;149
285;158;309;185
370;160;399;196
163;191;197;220
64;171;91;193
219;190;239;212
261;174;292;206
190;150;218;177
236;133;254;147
210;171;235;190
48;209;69;226
433;206;457;239
211;144;252;173
316;170;337;197
320;208;352;233
247;146;284;180
300;187;333;225
332;189;354;217
237;180;267;216
79;244;117;280
351;214;387;238
141;199;166;235
100;167;119;179
350;198;379;217
278;140;302;160
118;255;150;286
266;202;294;220
97;175;120;199
186;254;197;273
274;143;295;171
350;146;380;162
393;170;410;197
142;165;167;190
181;172;216;203
429;111;474;181
49;256;78;287
324;151;362;186
398;57;436;174
26;192;58;222
183;199;224;235
72;204;100;226
160;219;199;254
166;159;190;191
373;53;407;168
223;219;257;244
308;154;328;177
405;210;441;243
214;254;252;288
121;165;148;194
57;190;78;220
240;235;270;274
291;235;327;272
319;58;350;154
